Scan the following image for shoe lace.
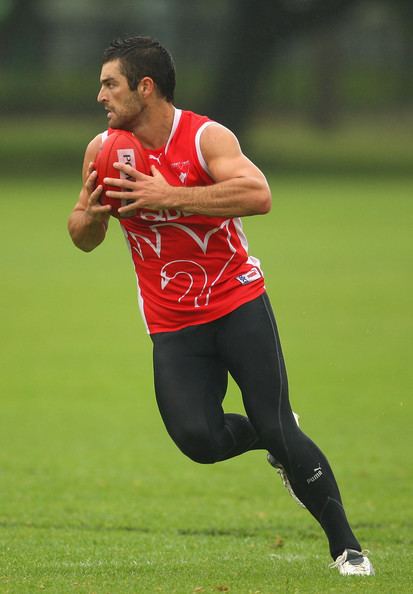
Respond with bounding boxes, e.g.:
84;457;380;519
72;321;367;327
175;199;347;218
329;549;370;569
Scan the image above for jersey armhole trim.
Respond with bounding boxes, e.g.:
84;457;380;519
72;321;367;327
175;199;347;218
195;121;218;177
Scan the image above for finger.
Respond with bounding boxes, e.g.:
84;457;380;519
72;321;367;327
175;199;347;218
85;169;98;191
118;201;140;215
87;198;111;216
104;177;137;191
150;165;167;182
91;204;112;216
87;161;95;175
113;162;149;179
105;190;137;200
89;201;112;215
89;184;103;205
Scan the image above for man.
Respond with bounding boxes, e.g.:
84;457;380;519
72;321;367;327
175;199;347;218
68;35;373;576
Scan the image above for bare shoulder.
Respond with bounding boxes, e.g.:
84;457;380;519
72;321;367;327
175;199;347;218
199;122;266;183
87;133;104;154
200;123;241;161
81;133;105;181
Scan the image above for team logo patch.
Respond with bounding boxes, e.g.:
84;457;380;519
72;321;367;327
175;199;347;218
170;160;190;185
236;267;261;285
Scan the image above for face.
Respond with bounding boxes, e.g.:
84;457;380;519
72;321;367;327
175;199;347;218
97;59;144;130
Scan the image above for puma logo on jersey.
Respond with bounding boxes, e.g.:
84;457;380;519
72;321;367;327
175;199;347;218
149;154;162;165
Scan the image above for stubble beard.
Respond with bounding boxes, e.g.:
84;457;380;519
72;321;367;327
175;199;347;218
109;98;147;132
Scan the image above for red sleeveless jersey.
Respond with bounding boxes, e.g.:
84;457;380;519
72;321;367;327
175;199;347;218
105;109;265;334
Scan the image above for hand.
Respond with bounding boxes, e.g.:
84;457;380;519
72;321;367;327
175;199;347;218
104;163;173;216
84;163;111;223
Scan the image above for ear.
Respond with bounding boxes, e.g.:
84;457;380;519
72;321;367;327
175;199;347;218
138;76;155;98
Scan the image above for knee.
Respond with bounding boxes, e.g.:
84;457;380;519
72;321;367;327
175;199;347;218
171;428;220;464
182;447;217;465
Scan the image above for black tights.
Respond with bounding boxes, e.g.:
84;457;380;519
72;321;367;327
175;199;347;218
151;293;360;559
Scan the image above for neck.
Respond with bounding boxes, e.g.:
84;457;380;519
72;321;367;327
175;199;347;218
132;101;175;150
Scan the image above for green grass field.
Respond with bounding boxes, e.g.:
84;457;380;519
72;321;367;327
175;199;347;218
0;174;412;593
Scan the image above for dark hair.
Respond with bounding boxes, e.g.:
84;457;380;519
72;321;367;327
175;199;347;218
102;35;175;102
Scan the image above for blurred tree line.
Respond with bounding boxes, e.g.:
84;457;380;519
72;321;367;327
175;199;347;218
0;0;412;140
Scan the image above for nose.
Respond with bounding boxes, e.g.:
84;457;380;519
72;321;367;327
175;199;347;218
97;86;106;104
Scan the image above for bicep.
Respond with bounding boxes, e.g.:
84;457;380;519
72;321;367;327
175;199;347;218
200;124;267;184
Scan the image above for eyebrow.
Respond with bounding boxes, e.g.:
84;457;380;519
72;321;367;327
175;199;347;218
100;76;117;85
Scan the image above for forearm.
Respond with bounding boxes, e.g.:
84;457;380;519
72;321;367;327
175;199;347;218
68;209;107;252
164;177;271;217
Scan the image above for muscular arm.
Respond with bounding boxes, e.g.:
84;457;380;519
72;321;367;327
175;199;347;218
67;135;111;252
106;124;272;218
169;124;271;216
